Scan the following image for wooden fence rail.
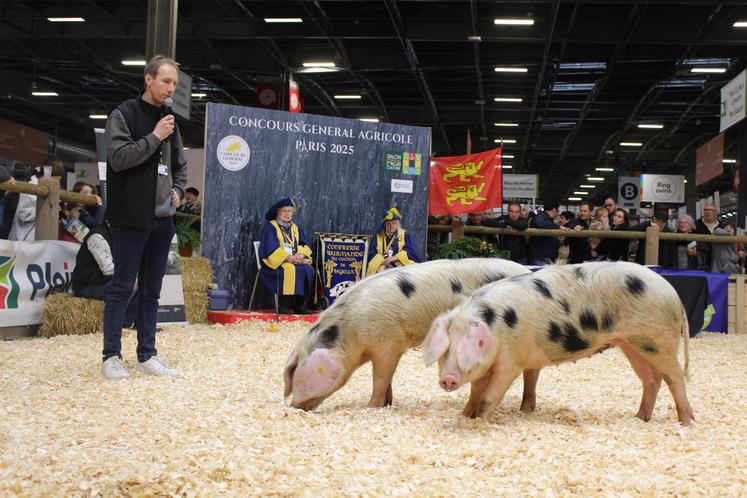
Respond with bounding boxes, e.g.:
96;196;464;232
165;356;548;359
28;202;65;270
429;219;747;266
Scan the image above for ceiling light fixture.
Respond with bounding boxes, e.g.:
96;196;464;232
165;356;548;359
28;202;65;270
638;123;664;129
31;91;58;96
494;97;523;102
359;118;379;123
121;60;146;66
734;21;747;27
691;67;727;73
89;114;107;119
502;165;513;169
264;18;302;23
302;61;335;67
467;35;482;41
494;138;517;144
495;67;528;73
574;191;589;195
620;142;643;147
580;184;596;189
47;17;85;22
568;197;582;201
494;122;519;127
723;159;737;163
595;167;614;172
588;177;605;182
191;93;207;98
502;154;514;159
494;19;534;25
334;94;362;100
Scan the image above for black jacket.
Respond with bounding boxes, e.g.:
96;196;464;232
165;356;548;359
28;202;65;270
72;224;112;294
528;210;559;263
104;96;187;229
565;218;592;263
595;225;630;261
484;215;528;263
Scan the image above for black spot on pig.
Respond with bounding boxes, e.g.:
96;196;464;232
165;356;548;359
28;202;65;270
601;312;615;331
317;325;340;348
625;275;646;296
562;323;589;352
630;335;658;355
503;307;518;328
397;276;416;298
559;299;570;313
579;309;598;331
575;267;585;281
478;306;497;327
532;279;553;299
450;279;463;295
548;322;563;342
481;272;506;286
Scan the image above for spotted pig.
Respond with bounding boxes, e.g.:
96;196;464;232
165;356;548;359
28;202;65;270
422;261;695;425
283;258;532;411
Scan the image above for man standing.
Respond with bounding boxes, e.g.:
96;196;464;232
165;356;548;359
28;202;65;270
566;202;593;263
484;202;528;264
694;203;722;271
528;199;560;265
101;55;187;379
603;196;618;225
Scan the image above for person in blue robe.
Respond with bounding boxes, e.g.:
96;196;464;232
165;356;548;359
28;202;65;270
258;197;314;314
367;207;424;275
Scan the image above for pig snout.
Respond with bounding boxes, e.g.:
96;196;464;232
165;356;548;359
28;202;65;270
439;373;461;392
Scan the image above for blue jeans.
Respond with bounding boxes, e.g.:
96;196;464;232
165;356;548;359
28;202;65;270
77;281;137;326
103;217;175;362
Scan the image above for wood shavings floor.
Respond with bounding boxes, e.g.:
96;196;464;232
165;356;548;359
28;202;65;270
1;323;746;497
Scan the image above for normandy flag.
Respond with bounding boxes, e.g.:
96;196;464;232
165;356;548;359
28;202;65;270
428;148;502;215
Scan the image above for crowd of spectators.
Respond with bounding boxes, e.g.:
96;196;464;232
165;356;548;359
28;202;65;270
428;198;745;274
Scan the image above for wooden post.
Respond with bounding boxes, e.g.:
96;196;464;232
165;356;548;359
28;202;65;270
34;178;59;241
452;218;465;241
644;225;659;266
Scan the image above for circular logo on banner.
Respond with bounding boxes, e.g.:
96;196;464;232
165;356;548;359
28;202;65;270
259;88;276;106
216;135;250;171
620;182;638;201
652;175;678;201
290;92;299;111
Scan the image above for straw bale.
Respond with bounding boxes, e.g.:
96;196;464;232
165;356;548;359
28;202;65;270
1;324;746;496
180;257;213;324
37;292;104;338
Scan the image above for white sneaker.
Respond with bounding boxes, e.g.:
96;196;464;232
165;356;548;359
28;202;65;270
102;356;130;380
136;356;180;377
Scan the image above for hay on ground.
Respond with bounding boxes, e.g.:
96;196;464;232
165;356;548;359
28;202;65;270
38;292;103;338
1;324;746;495
180;257;213;323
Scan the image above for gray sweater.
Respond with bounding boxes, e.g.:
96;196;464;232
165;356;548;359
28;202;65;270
710;228;741;274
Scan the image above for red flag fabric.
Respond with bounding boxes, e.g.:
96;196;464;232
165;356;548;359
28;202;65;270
429;148;502;215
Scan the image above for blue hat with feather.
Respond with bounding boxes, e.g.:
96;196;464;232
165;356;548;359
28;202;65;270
265;197;296;221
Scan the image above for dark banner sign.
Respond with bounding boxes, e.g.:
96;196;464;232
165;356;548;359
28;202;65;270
202;104;431;308
318;233;369;304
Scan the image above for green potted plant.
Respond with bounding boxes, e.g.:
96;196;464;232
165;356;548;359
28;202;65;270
434;236;510;260
175;214;201;257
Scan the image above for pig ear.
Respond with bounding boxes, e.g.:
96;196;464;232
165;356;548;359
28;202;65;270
291;348;343;404
422;315;450;366
283;350;299;399
456;319;496;372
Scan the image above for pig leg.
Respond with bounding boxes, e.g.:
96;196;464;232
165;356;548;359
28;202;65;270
520;369;541;414
618;342;662;422
368;352;402;408
652;361;694;426
475;361;522;421
462;373;492;418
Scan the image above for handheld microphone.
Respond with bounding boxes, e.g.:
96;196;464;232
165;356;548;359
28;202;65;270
162;96;174;117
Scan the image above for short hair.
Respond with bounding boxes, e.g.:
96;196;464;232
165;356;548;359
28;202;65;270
543;199;560;211
677;214;696;231
144;55;178;80
72;181;94;193
653;211;669;222
507;201;522;211
44;156;65;177
186;187;200;197
579;202;594;212
559;210;575;221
